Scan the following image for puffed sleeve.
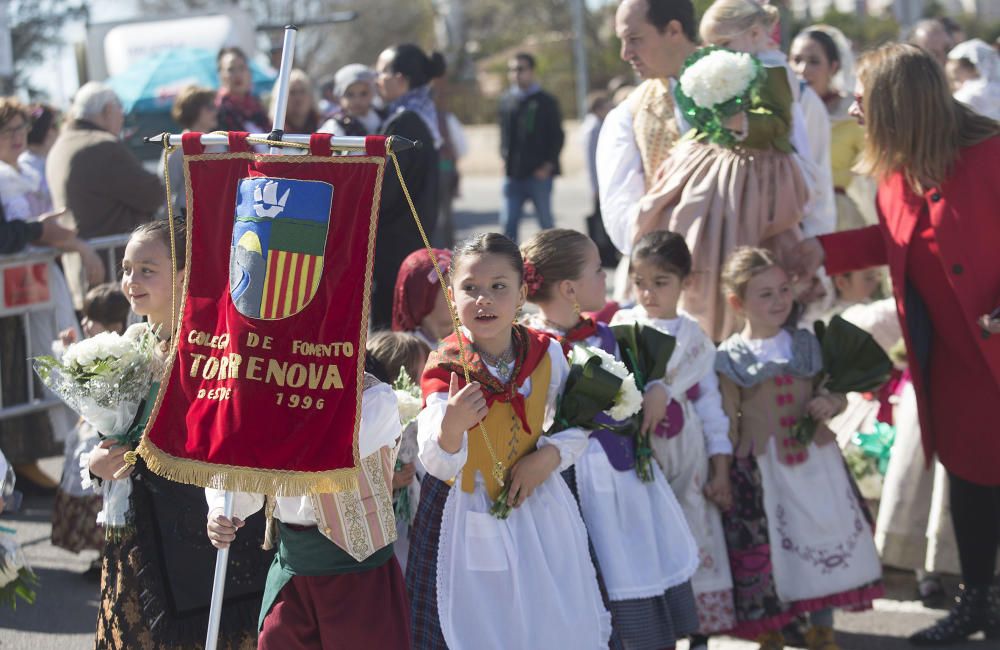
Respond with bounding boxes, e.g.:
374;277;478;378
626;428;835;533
360;382;403;458
694;370;733;457
205;488;265;522
417;392;469;481
596;102;645;255
536;339;589;472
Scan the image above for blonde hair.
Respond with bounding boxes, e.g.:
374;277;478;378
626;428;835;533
520;229;593;302
366;331;430;384
700;0;779;44
0;96;29;129
855;43;999;193
721;246;780;299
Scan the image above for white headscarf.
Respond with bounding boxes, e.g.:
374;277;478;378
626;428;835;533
949;39;1000;84
800;24;856;95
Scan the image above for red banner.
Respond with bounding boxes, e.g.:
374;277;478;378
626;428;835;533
138;133;387;496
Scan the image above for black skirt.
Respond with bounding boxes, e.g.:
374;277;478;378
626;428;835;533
95;463;272;649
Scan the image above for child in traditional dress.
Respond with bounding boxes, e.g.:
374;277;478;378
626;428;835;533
366;330;432;573
634;0;809;341
206;371;411;649
521;228;700;650
716;247;884;650
89;221;267;650
392;247;454;350
50;284;129;577
409;232;611;650
609;231;736;650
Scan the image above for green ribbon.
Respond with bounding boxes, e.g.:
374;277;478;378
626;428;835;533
852;422;896;475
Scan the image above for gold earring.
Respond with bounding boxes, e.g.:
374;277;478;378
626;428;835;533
573;301;581;318
513;306;522;324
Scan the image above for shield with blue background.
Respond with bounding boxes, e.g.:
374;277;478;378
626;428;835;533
229;177;334;320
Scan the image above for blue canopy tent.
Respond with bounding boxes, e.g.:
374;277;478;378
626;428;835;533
106;47;276;161
107;47;276;114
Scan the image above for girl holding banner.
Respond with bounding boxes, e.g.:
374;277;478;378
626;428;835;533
91;221;268;650
205;375;412;649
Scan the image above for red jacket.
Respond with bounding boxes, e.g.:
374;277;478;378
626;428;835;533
818;136;1000;483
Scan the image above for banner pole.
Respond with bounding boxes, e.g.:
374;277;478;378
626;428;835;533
268;25;298;154
204;492;234;650
204;26;297;650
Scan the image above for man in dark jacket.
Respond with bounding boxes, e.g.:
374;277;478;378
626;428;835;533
498;53;564;243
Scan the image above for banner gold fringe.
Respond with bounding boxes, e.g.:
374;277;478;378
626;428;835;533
137;435;359;497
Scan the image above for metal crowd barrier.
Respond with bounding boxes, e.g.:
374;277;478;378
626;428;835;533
0;233;131;421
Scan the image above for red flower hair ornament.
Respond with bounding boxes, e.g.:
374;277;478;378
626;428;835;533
523;260;545;300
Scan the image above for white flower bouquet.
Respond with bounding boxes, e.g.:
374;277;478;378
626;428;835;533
675;46;765;147
34;325;159;539
490;344;642;518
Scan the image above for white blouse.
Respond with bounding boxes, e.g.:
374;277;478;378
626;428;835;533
206;382;401;524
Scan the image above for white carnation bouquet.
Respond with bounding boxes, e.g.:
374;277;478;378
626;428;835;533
34;325;159;539
392;368;423;524
675;46;765;147
491;343;642;518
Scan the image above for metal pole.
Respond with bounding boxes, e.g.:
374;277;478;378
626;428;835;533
268;25;298;154
204;492;234;650
569;0;589;121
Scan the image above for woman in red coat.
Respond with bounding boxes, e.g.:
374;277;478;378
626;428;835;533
790;43;1000;646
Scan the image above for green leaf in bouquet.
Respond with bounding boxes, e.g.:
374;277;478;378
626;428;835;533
817;316;894;396
795;317;893;446
392;366;420;396
611;323;676;390
548;349;626;434
490;483;513;519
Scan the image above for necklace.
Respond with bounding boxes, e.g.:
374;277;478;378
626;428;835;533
475;342;516;382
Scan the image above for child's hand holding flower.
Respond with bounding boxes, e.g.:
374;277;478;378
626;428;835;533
392;463;416;490
88;439;134;482
641;382;669;436
505;446;561;509
806;393;845;422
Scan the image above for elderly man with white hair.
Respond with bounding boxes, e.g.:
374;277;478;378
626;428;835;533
46;81;163;307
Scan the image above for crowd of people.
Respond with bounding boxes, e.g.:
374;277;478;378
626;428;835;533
0;1;998;649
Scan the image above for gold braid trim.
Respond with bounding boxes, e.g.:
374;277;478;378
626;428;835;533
137;435;359;497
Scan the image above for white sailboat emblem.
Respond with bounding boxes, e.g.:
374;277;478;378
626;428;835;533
253;180;291;218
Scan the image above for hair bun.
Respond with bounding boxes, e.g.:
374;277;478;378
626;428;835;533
427;51;447;80
760;3;780;28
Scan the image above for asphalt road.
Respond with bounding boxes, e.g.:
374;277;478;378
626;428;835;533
0;173;995;649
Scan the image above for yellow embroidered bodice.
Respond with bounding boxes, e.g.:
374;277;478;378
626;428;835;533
463;354;552;500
